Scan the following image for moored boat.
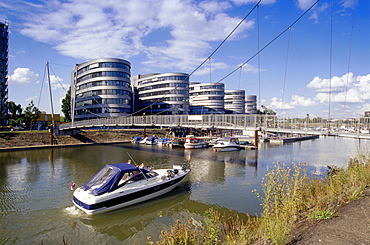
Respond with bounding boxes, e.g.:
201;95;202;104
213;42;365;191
168;138;185;148
144;135;157;145
184;137;209;149
72;162;190;215
212;137;243;152
131;136;142;143
156;137;172;146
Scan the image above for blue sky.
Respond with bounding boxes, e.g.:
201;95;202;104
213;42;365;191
1;0;369;118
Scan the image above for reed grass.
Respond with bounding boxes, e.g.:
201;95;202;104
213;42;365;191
149;147;370;245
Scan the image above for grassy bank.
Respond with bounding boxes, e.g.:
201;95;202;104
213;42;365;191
148;147;370;244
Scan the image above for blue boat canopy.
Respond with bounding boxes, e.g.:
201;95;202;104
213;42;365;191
81;162;149;196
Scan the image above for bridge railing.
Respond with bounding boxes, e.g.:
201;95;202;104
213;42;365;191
59;115;370;138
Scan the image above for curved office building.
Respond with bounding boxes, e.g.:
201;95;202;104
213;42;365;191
245;95;257;114
132;73;189;115
225;90;245;114
189;82;225;114
71;58;132;121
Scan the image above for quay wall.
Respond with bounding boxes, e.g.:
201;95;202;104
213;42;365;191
0;129;168;150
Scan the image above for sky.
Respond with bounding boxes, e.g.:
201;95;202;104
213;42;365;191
0;0;369;118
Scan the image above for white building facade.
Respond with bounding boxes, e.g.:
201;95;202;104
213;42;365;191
132;73;190;115
224;90;245;114
189;82;225;114
71;58;132;121
245;95;257;114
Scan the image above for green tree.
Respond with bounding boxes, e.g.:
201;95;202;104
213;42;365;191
7;101;24;127
7;101;22;118
61;86;72;122
24;100;41;130
259;105;276;115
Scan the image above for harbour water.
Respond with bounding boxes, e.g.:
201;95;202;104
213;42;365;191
0;136;367;244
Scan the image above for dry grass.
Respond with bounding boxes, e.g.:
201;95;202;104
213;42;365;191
149;147;370;245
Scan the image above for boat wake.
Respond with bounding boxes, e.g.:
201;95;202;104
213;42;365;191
64;206;84;216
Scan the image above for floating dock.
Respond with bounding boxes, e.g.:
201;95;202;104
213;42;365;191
269;135;319;144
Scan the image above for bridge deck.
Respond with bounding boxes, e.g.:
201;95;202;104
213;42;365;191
59;114;370;139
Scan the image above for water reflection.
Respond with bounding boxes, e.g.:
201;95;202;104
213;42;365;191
0;137;365;244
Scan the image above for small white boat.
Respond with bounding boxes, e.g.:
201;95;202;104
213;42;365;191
184;137;209;149
212;137;243;152
156;137;172;146
139;137;148;144
72;162;190;215
168;138;185;148
131;136;142;143
139;135;157;145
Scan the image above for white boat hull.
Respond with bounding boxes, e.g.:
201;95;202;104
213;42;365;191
212;146;241;152
73;181;181;215
184;143;208;149
73;167;189;215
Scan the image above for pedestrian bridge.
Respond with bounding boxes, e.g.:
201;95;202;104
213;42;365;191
59;114;370;139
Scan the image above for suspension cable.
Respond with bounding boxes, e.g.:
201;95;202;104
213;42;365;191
37;64;47;109
328;0;333;120
131;0;262;116
344;0;357;116
281;28;291;111
215;0;320;85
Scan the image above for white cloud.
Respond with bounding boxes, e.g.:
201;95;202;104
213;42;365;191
231;0;276;5
307;72;370;104
267;97;294;110
297;0;317;10
48;75;68;91
19;0;256;72
290;94;318;107
8;68;38;84
307;72;356;93
341;0;357;9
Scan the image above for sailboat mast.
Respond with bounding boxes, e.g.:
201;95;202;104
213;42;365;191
46;61;55;128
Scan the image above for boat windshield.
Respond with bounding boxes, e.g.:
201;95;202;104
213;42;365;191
81;162;148;196
118;170;158;186
85;167;116;190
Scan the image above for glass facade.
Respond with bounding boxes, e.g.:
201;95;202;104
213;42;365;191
224;90;245;114
132;73;190;115
189;82;225;114
245;95;257;114
0;22;8;125
71;58;132;121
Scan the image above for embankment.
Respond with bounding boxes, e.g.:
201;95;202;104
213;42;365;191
0;129;168;150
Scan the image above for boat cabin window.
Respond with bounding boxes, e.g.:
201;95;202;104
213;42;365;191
93;167;113;187
118;170;158;186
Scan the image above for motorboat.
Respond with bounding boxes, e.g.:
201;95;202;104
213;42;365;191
155;137;172;146
131;136;142;143
139;137;147;144
212;137;243;152
72;162;190;215
235;135;253;145
139;135;157;145
168;138;185;148
184;137;209;149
